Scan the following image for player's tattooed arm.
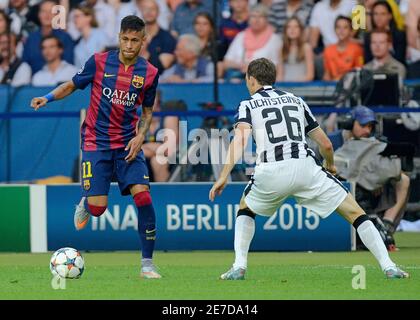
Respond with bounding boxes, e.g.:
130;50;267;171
125;106;153;162
30;81;77;110
137;106;153;137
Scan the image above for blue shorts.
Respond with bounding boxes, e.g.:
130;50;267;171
81;148;150;196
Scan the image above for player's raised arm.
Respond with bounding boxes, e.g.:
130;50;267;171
31;54;96;111
30;80;77;110
209;122;252;201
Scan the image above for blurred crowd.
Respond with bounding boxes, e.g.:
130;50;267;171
1;0;420;87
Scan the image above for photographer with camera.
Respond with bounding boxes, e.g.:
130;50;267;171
327;106;410;250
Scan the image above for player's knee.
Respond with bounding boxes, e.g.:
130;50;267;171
237;208;256;220
86;203;107;217
133;191;152;207
352;214;370;229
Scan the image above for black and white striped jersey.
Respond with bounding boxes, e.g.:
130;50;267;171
235;85;319;164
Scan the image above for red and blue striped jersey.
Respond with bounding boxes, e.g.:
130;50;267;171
72;50;159;151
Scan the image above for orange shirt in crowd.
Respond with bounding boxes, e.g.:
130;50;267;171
323;41;364;80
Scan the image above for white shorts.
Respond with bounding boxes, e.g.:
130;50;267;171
243;156;348;218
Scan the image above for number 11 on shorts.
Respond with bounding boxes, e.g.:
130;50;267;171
82;161;93;179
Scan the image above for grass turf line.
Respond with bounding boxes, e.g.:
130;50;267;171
0;232;419;299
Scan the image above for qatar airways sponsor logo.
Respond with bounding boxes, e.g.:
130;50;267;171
102;88;138;107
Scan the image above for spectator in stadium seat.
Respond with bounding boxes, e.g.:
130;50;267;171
0;10;10;34
328;106;410;249
68;0;115;45
171;0;212;37
104;0;132;46
131;0;172;30
223;4;281;81
22;0;74;74
194;12;215;59
406;0;420;64
142;91;179;182
309;0;356;51
323;16;363;81
7;0;38;39
160;33;214;83
140;0;176;75
107;0;171;46
218;0;249;59
84;0;115;42
363;0;405;32
0;32;31;86
31;35;78;86
72;5;109;68
363;1;406;65
267;0;313;34
363;29;406;80
276;17;314;82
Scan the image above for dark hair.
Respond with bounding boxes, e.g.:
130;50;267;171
335;15;352;28
370;28;393;43
120;15;145;33
1;32;17;43
247;58;276;86
41;35;63;49
74;5;98;28
0;10;11;34
194;12;215;35
40;0;59;8
372;0;396;30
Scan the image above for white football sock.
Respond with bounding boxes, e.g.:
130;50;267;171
233;215;255;269
357;220;396;271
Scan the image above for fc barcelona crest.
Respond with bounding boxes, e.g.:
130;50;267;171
83;179;91;190
132;75;144;88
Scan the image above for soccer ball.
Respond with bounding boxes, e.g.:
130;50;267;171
50;247;85;279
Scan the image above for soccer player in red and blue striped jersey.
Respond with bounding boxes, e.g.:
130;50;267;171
31;16;162;279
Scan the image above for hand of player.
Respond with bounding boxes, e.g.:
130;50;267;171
125;134;145;162
209;176;228;202
324;163;337;175
30;97;48;110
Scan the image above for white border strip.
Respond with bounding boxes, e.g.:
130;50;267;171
30;185;47;253
349;182;357;251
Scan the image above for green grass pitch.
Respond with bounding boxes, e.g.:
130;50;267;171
1;232;419;300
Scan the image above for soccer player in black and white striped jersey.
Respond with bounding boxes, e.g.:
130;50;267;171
209;57;409;280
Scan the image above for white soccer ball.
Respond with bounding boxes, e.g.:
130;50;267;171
50;247;85;279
